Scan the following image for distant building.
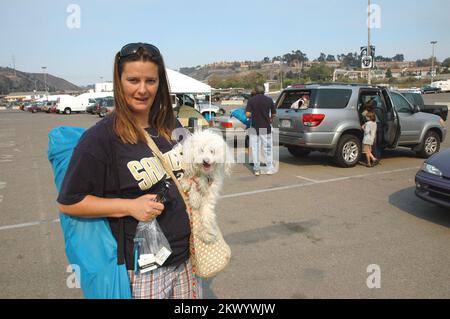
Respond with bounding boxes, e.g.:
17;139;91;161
95;82;113;93
374;61;415;69
4;91;47;102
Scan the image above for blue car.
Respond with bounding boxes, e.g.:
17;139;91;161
415;147;450;209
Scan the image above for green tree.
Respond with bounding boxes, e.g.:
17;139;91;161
385;68;393;78
340;52;359;68
392;54;404;62
317;53;326;62
306;64;333;81
441;57;450;68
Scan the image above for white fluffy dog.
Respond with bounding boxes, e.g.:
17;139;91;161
177;130;232;243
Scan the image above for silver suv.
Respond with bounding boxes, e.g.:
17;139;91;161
273;84;447;167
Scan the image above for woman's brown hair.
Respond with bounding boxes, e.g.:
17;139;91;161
112;46;175;144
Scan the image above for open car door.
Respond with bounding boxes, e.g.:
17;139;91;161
381;88;401;148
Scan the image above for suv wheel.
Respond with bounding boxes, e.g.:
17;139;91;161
287;146;310;157
416;131;440;158
64;108;72;115
334;134;361;167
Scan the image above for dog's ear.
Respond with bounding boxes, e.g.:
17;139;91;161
181;136;197;177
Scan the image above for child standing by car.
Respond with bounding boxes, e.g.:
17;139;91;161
362;111;378;167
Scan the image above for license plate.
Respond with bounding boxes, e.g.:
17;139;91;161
280;119;291;128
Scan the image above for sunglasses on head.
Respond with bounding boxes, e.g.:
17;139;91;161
119;42;160;58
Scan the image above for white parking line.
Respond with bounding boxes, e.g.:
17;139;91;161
0;219;60;231
221;166;419;199
0;181;6;190
0;167;419;232
0;141;15;148
0;155;14;162
296;175;319;183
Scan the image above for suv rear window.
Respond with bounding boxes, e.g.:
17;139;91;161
315;89;352;109
276;90;312;109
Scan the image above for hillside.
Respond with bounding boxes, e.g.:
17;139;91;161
0;67;80;94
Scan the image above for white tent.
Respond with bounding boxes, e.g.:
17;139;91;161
166;69;211;94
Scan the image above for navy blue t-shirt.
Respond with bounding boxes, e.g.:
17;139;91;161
245;94;276;134
57;116;190;270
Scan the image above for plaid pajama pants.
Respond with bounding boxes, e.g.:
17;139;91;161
128;259;203;299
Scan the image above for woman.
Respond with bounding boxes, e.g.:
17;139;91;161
57;43;201;299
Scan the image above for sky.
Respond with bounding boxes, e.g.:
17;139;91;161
1;0;449;86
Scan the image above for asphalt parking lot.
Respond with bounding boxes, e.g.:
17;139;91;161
0;96;449;298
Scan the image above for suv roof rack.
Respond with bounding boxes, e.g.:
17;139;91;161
286;82;380;88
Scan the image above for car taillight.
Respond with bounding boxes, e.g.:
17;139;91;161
220;122;233;128
303;114;325;127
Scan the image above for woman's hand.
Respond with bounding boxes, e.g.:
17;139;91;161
127;194;164;222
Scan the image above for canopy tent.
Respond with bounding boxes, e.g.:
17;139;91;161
166;68;214;120
166;69;212;94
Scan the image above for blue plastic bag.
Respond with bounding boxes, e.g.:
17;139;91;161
231;108;251;127
48;126;131;299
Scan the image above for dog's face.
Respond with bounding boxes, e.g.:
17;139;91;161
182;130;232;177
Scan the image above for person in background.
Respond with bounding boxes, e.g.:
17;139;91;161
361;99;382;164
362;111;378;167
245;84;277;176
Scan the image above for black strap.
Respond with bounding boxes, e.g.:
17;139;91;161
109;127;126;265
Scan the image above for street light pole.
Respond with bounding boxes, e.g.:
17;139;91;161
280;59;283;90
430;41;437;85
41;66;47;100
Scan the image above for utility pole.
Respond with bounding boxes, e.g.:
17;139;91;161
12;55;16;76
279;59;283;91
430;41;437;85
367;0;372;85
42;66;48;100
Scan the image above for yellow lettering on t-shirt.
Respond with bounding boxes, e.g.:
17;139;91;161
141;157;165;184
127;161;152;191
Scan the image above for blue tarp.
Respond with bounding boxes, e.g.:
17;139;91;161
231;108;251;127
47;126;131;299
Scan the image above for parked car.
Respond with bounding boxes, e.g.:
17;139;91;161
405;87;422;94
415;147;450;209
210;108;249;147
172;94;224;120
42;101;57;113
421;86;441;94
96;97;115;117
20;102;30;111
221;94;250;106
397;91;448;121
27;102;44;113
273;84;447;167
197;102;225;121
86;98;101;114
